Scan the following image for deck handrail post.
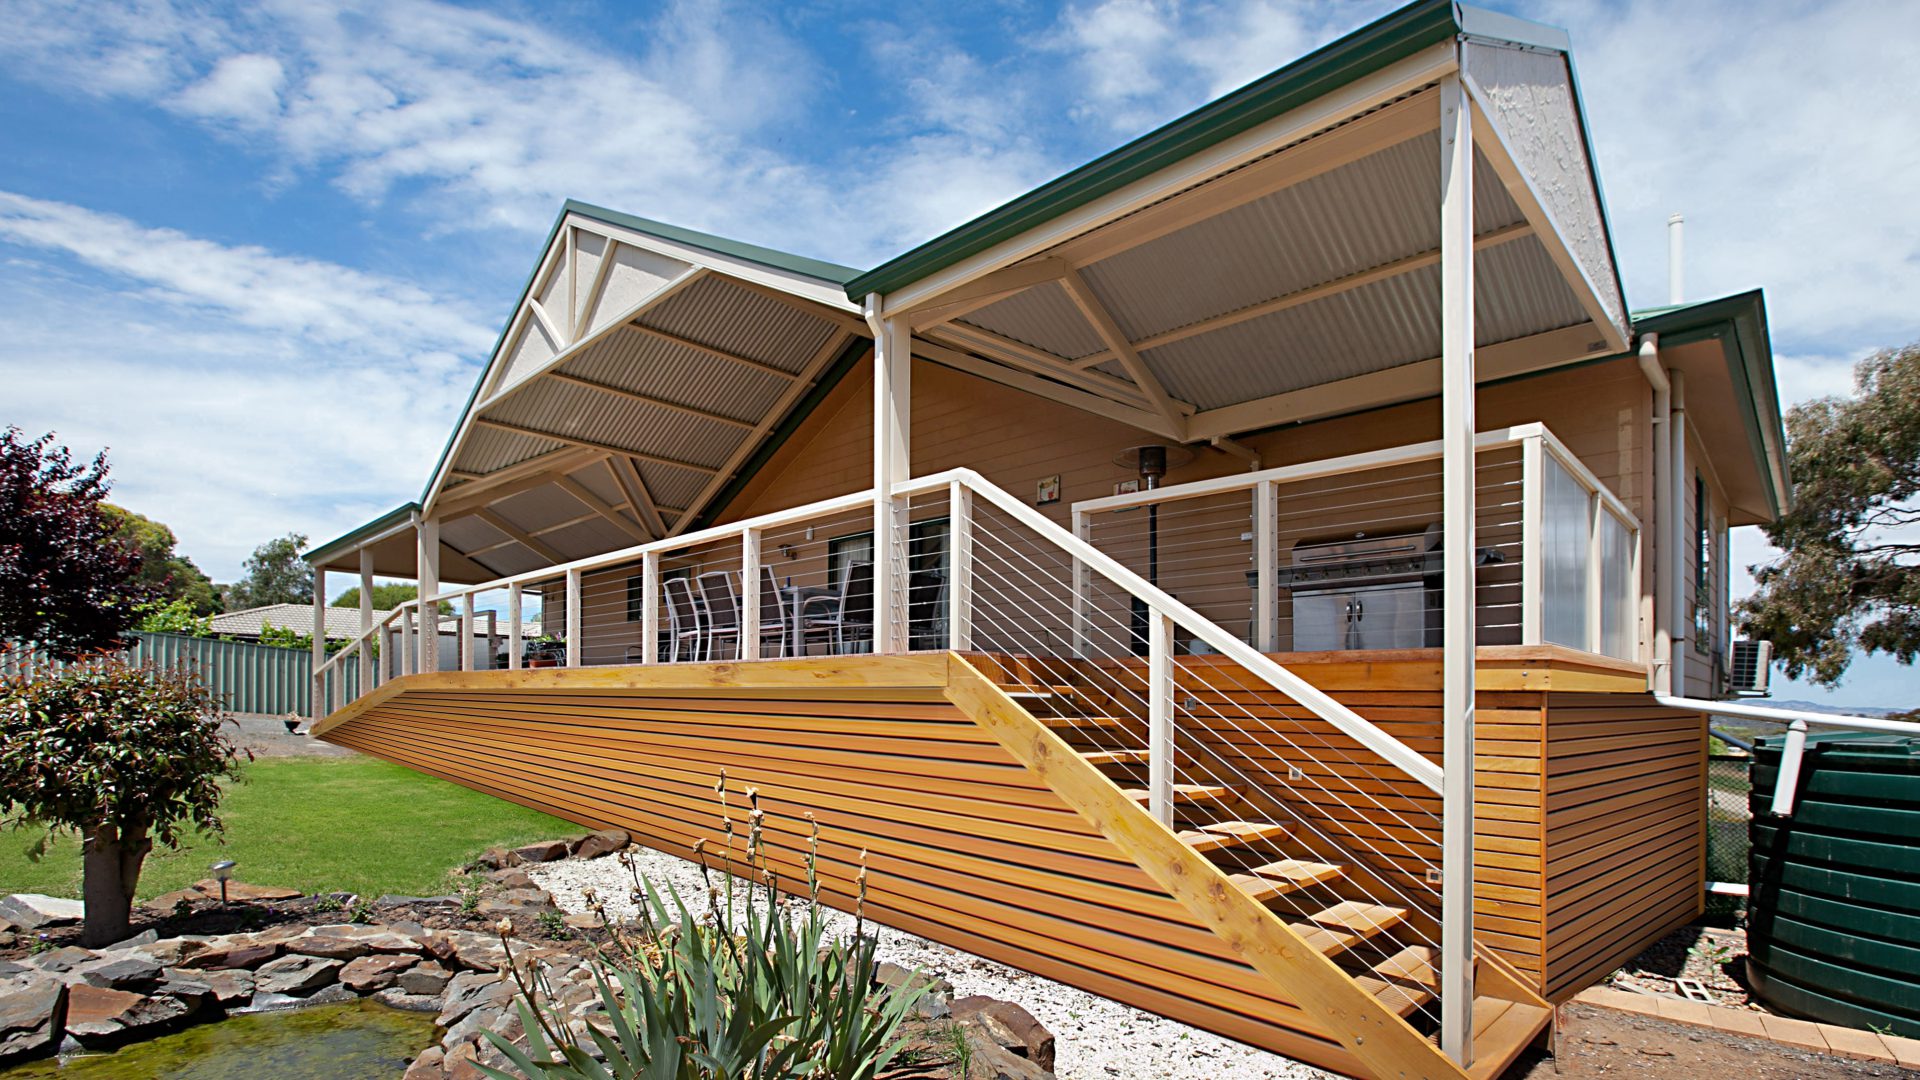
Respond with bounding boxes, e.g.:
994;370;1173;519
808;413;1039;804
1586;491;1605;653
565;568;583;668
1147;608;1175;826
1439;69;1478;1067
461;592;477;672
640;552;660;664
741;529;762;661
1071;509;1092;659
949;481;973;651
1520;433;1543;645
1254;480;1278;651
507;584;523;670
400;605;416;677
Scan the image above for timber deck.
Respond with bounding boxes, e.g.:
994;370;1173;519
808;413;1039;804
313;650;1699;1079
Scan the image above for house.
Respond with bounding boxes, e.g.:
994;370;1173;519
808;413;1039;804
301;3;1787;1076
214;602;532;672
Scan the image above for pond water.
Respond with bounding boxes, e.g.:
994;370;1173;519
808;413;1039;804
3;999;439;1079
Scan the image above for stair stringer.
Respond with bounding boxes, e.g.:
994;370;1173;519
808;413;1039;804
944;653;1471;1080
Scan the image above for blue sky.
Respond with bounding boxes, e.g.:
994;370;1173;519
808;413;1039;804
2;0;1916;706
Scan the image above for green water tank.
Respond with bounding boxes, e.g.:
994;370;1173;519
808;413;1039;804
1749;731;1920;1037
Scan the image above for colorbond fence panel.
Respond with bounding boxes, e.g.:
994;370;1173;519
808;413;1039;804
0;631;350;716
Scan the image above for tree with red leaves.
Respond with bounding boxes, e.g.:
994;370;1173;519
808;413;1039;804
0;427;155;660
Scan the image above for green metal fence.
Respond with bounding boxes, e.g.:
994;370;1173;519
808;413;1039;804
1706;748;1751;916
0;632;357;717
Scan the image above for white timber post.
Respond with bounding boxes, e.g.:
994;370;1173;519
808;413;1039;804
486;610;497;670
417;516;441;675
1586;489;1605;653
565;568;582;667
1439;69;1477;1067
1520;433;1543;645
948;480;973;651
357;547;374;700
640;551;661;664
1072;510;1092;658
741;529;762;661
460;592;476;672
400;604;416;677
865;295;911;654
507;584;523;671
1254;480;1278;651
310;565;327;718
1146;609;1175;826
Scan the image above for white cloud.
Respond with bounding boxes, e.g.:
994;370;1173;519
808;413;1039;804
0;193;489;581
172;53;286;125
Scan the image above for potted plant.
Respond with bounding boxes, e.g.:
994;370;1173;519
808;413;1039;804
524;635;565;668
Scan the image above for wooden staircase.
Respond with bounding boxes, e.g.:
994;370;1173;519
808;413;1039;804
968;654;1552;1080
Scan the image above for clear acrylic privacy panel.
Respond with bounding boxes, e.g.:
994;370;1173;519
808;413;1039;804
1541;453;1593;650
1598;509;1635;659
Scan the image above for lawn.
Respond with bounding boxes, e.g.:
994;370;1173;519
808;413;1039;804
0;757;576;902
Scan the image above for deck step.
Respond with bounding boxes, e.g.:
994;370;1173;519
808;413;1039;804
1464;998;1554;1080
1040;714;1127;730
1248;858;1344;891
1122;784;1232;807
1306;900;1405;939
1177;821;1289;854
1283;920;1362;958
1080;749;1148;767
1371;945;1439;994
1354;975;1434;1018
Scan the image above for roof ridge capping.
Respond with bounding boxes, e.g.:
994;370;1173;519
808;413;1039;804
560;199;862;285
843;0;1575;302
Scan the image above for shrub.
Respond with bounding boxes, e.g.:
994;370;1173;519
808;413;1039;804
481;777;926;1079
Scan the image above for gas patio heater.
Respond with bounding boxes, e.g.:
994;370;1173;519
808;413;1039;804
1114;443;1193;655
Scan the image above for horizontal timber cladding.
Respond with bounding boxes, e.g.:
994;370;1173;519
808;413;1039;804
316;657;1368;1076
1539;692;1706;1000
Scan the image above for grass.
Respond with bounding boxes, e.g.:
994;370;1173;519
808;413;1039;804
0;757;576;902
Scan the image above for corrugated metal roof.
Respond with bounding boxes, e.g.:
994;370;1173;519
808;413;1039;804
637;274;837;373
454;425;565;475
959;281;1106;360
482;377;742;470
634;460;712;514
561;323;790;424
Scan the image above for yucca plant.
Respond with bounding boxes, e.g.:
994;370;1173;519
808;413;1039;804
480;773;928;1079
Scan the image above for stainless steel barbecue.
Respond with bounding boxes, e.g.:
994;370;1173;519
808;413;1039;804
1279;526;1442;651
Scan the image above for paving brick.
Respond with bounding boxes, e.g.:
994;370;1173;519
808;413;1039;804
1653;997;1714;1027
1575;987;1659;1016
1880;1032;1920;1070
1816;1022;1892;1062
1758;1012;1830;1052
1703;1006;1768;1039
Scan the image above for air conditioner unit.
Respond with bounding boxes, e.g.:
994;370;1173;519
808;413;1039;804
1729;639;1773;695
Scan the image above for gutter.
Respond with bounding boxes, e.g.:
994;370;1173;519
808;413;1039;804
1637;334;1673;694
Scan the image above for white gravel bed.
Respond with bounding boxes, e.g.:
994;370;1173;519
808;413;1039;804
529;846;1331;1080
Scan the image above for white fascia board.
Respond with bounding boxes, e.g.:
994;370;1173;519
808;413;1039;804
564;212;861;314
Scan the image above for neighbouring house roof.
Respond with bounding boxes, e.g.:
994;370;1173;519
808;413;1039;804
212;604;534;641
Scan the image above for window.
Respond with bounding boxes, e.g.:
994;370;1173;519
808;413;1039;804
626;575;644;621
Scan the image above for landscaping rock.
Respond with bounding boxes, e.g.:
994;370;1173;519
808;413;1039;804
573;830;630;860
513;839;571;864
447;933;508;972
339;953;417;992
252;954;343;995
403;1045;445;1080
952;997;1055;1074
376;895;461;911
27;947;97;974
398;961;452;997
105;930;159;950
0;895;82;932
474;847;519;870
144;887;206;914
442;1040;484;1080
153;974;215;1013
374;987;445;1013
171;967;252;1006
65;984;189;1043
437;971;512;1027
477;888;557;918
0;961;29;982
180;940;279;970
303;983;358;1006
78;957;164;991
0;981;66;1063
137;938;211;967
965;1032;1055;1080
486;867;536;890
561;913;602;932
290;924;417;960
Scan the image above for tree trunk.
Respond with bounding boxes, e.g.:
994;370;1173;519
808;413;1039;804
80;820;151;948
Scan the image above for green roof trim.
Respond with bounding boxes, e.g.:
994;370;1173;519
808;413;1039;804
1631;289;1789;517
562;200;861;285
303;501;420;566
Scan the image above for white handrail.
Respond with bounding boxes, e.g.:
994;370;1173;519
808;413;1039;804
1659;694;1920;817
899;467;1445;794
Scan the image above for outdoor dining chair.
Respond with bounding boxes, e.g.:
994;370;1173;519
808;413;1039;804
799;560;873;655
662;576;703;662
758;565;789;658
697;570;741;660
